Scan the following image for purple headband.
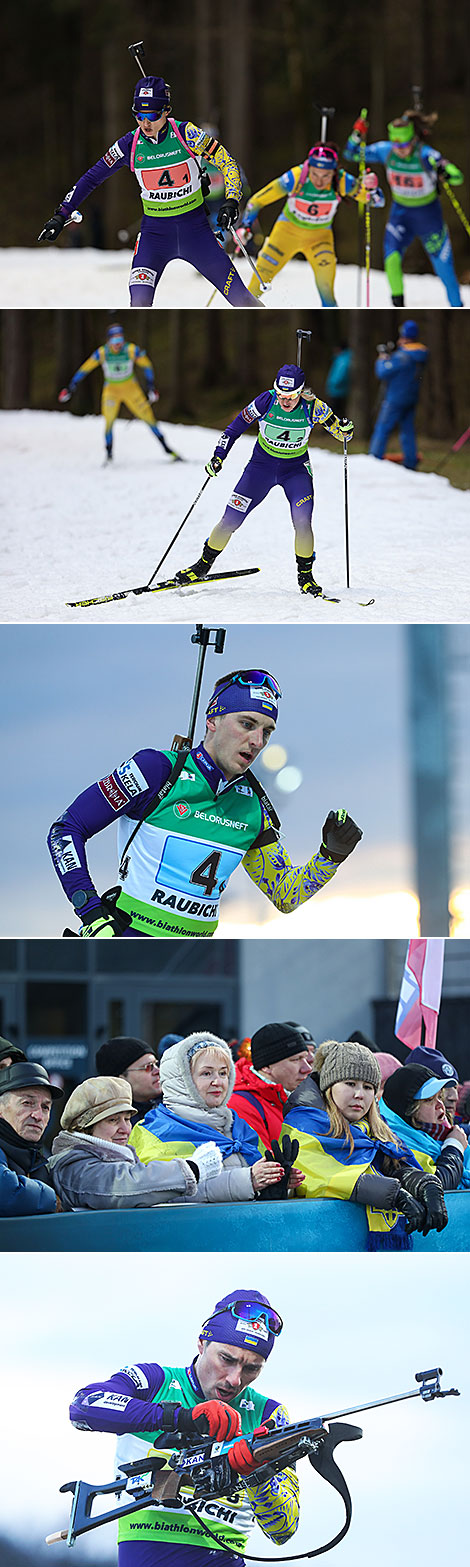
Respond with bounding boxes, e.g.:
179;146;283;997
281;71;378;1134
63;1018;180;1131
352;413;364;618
206;683;279;723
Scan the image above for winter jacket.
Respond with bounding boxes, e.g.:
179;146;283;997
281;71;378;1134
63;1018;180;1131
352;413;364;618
228;1059;288;1150
0;1144;57;1217
49;1129;256;1209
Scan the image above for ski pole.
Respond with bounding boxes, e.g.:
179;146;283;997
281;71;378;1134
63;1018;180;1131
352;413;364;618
128;40;146;76
357;108;368;307
206;286;218;308
439;176;470;239
342;430;350;588
139;475;212;591
434;424;470;474
296;328;312;368
228;223;271;291
365;181;371;307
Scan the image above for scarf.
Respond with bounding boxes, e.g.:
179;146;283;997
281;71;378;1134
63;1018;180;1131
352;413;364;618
283;1103;418;1250
382;1105;470;1189
0;1115;52;1183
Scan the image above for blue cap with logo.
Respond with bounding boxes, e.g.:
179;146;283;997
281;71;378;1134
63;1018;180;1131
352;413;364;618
200;1289;282;1359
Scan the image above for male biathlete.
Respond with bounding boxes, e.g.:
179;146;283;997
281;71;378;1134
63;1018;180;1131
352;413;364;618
47;668;362;938
241;144;383;306
176;364;353;598
38;76;261;310
344;109;464;306
58;323;181;463
69;1289;299;1567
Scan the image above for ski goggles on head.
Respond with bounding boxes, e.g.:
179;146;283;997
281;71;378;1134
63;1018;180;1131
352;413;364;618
202;1301;283;1336
208;669;282;704
308;145;338;167
388;122;414;146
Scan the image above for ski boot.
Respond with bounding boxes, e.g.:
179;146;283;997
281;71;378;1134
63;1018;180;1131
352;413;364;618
175;540;221;586
296;553;323;598
104;443;113;463
391;294;404;306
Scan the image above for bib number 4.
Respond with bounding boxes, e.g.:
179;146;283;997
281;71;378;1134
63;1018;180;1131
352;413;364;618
190;851;222;897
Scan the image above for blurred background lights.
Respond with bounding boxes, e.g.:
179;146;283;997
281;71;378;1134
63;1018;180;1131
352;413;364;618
276;765;303;794
261;744;288;771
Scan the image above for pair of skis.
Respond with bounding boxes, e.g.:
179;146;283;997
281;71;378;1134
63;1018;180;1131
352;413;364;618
67;573;374;610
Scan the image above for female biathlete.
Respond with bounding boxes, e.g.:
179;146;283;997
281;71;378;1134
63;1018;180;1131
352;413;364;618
38;75;261;310
344;109;464;306
240;144;382;306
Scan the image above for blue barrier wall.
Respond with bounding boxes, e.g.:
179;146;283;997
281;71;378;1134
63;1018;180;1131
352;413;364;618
1;1191;468;1250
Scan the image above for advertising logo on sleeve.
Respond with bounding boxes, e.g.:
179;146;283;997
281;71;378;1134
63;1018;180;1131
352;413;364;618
116;758;148;799
98;774;129;811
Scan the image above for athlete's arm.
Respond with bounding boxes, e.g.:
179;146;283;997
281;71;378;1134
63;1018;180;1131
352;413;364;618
343;137;391;166
307;396;349;443
212;391;273;462
183;122;242;202
246;1401;299;1544
133;345;157;390
422;144;464;187
70;1363;171;1435
47;750;173;916
57;132;134;216
242;836;339;913
243;168;299;223
68;348;104;392
339;170;385;209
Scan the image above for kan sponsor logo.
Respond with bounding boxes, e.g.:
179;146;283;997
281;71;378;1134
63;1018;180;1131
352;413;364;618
173;802;191;817
98;774;129;811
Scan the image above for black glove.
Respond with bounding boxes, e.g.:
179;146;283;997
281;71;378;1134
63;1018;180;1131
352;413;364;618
399;1166;448;1236
394;1186;427;1235
158;1401;240;1439
217;198;240;229
320;810;363;863
38;208;67;243
79;887;132;939
257;1135;300;1201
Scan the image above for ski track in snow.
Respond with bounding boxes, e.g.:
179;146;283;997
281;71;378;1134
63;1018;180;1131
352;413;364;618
2;410;470;625
2;248;469;308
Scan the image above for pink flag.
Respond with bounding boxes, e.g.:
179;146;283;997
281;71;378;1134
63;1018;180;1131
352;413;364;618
395;939;445;1051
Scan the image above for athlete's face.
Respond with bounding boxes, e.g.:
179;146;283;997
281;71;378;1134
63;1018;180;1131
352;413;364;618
91;1111;133;1144
2;1087;52;1141
135;109;168;140
391;138;415;159
276;391;302;411
308;165;334;189
109;339;124;353
195;1339;265;1401
205;710;276;780
331;1078;376;1123
191;1049;231;1108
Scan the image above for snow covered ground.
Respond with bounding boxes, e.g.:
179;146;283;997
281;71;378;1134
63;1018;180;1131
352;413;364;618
2;409;469;624
2;247;469;308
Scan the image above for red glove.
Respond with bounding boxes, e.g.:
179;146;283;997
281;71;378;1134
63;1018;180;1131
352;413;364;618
363;170;378;192
353;115;368;139
191;1400;241;1440
227;1437;259;1476
148;387;159;404
58;387;71;403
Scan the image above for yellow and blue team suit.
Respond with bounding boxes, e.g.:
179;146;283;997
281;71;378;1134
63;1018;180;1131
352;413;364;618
242;161;382;305
67;338;179;459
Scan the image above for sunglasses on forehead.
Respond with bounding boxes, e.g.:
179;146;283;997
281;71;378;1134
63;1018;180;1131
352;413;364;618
202;1301;283;1335
212;669;282;700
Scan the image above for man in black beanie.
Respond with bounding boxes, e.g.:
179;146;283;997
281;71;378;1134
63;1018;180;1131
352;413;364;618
228;1022;312;1150
0;1061;63;1217
95;1037;161;1121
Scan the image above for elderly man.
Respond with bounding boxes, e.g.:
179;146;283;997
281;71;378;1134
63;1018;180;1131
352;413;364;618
95;1036;161;1121
0;1061;62;1216
228;1022;313;1149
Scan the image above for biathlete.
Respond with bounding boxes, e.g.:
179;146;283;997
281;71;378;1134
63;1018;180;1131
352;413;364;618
69;1289;299;1567
47;667;362;938
177;363;353;597
38;75;261;310
344;109;464;306
240;144;383;305
59;322;181;462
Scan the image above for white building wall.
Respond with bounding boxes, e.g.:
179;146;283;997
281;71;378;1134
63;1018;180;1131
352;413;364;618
240;940;386;1043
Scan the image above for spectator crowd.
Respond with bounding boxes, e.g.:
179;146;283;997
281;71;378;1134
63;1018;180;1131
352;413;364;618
0;1023;469;1246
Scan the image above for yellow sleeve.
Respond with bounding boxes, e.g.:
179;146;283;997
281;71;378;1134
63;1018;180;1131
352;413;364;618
73;346;105;378
306;395;345;442
243;835;338;914
133;345;154;372
243;168;300;219
184;122;242;201
245;1404;299;1544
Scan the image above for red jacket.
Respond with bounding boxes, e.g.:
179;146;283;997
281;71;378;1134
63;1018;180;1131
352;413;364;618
228;1059;288;1151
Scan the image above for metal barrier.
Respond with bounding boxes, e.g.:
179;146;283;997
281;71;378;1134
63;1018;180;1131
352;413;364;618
1;1191;468;1250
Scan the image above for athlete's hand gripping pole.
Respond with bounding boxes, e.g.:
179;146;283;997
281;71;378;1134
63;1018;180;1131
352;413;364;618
226;222;271;292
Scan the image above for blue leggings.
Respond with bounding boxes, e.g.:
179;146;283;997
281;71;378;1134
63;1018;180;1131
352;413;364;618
208;449;315;557
129;210;260;308
384;199;462;306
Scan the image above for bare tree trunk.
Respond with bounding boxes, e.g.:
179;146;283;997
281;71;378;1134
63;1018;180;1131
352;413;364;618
421;316;453;438
2;312;33;408
200;316;228;389
222;0;250;167
194;0;213;123
167;312;192;418
348;315;371;439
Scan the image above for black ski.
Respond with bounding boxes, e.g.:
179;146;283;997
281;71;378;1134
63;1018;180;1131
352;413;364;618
66;567;260;609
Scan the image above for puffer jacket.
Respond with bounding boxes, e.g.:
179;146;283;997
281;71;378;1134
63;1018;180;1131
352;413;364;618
228;1058;288;1150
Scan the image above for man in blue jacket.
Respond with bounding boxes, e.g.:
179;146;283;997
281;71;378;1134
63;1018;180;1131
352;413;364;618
0;1062;62;1216
369;320;428;469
